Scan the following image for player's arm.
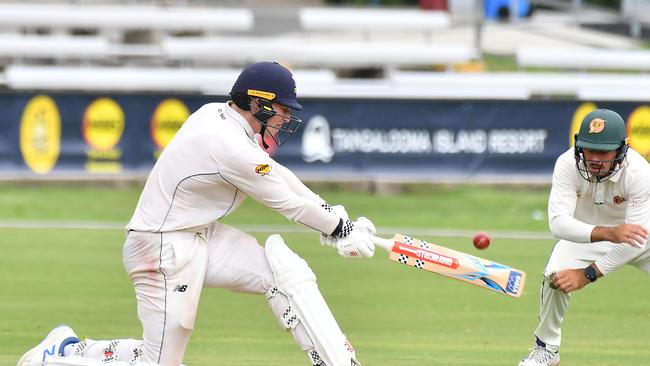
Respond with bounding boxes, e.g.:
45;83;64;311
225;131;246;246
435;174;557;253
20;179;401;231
273;162;330;206
590;224;648;247
591;164;650;248
554;166;650;292
272;162;356;230
219;151;338;234
219;147;375;257
593;170;650;275
548;152;595;243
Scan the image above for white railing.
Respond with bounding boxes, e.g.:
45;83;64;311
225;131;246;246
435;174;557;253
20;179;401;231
162;36;474;70
299;7;451;38
516;47;650;71
0;3;253;32
4;66;650;101
0;34;161;60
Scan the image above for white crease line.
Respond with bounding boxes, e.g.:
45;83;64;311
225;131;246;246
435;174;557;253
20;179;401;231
0;220;553;240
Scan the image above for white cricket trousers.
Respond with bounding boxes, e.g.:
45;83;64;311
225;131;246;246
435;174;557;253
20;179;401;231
122;222;314;366
534;240;650;351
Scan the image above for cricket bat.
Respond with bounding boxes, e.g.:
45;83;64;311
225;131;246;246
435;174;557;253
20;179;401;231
372;234;526;298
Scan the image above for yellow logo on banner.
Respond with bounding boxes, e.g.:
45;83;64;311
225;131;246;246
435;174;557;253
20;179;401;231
82;98;124;173
83;98;124;151
20;95;61;174
569;102;598;147
151;98;189;152
628;105;650;161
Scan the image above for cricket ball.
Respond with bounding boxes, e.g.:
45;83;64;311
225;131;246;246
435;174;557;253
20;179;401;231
473;232;491;250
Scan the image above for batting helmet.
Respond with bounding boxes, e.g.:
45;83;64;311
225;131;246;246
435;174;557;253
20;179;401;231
574;109;629;182
230;61;302;111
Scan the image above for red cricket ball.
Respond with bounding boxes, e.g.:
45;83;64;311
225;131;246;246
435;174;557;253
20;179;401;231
473;232;491;250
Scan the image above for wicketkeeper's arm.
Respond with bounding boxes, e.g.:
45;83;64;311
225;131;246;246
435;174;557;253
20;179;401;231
548;154;595;243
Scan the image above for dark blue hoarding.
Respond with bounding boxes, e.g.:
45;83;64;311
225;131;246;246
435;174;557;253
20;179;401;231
1;93;649;181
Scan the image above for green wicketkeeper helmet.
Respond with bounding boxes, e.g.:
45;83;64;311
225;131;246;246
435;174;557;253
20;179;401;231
574;109;629;182
575;109;628;151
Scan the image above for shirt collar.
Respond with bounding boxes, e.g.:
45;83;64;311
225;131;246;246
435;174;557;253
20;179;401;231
225;101;255;140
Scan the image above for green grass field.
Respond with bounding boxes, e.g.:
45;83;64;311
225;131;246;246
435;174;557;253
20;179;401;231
1;184;648;366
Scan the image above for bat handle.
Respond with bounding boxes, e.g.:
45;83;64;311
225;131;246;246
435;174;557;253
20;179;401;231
371;235;394;252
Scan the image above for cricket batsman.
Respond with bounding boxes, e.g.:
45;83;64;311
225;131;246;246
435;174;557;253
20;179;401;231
17;61;376;366
518;109;650;366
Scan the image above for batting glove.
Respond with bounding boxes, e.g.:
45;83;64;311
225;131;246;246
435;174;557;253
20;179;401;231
335;217;376;258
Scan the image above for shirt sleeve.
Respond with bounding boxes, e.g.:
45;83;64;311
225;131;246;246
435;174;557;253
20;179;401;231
548;152;595;243
595;162;650;275
274;163;326;206
218;143;339;235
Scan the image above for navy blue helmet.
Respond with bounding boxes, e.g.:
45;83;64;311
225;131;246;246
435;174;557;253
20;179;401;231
230;61;302;111
230;62;303;147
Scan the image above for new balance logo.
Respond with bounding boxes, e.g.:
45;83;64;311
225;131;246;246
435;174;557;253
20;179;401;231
42;345;56;362
173;284;188;292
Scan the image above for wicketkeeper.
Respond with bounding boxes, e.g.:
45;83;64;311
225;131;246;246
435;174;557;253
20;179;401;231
17;61;376;366
518;108;650;366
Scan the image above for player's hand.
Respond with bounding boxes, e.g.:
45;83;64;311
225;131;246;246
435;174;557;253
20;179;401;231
335;217;376;258
610;224;648;248
549;269;590;293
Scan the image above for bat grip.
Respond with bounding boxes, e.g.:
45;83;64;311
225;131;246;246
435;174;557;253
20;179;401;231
371;235;394;251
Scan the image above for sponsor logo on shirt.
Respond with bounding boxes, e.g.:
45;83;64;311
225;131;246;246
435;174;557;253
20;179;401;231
589;118;605;133
613;196;626;204
632;195;650;207
255;163;271;176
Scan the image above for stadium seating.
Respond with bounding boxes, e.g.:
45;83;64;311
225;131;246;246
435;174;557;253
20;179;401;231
298;7;451;40
3;65;337;93
620;0;650;37
390;71;650;101
5;65;649;102
0;34;160;63
0;3;253;33
0;1;648;102
516;47;650;71
161;36;475;70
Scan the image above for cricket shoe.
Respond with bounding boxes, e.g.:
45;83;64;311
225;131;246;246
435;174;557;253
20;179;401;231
17;325;81;366
518;346;560;366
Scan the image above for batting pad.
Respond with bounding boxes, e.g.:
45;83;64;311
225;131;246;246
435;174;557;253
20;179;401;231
265;234;354;366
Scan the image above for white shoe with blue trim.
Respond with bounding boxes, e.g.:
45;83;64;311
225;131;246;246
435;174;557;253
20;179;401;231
17;325;80;366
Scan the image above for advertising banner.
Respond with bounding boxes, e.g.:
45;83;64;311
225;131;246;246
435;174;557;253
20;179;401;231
1;93;649;182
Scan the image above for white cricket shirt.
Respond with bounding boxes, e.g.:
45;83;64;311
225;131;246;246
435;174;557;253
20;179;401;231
126;102;339;235
548;148;650;273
